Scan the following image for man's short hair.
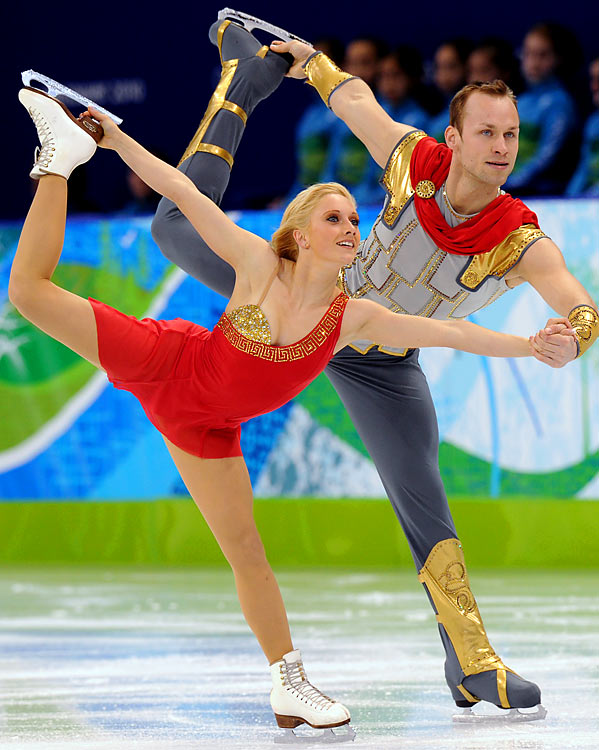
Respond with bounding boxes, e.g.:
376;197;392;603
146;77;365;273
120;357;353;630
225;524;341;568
450;80;518;134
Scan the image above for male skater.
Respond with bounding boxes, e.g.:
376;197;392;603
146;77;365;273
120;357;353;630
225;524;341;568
152;18;598;716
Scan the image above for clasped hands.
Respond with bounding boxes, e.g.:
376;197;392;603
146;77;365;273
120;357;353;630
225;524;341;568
77;58;579;371
529;318;579;367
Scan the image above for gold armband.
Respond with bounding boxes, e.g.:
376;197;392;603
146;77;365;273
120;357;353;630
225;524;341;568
303;51;358;108
568;304;599;357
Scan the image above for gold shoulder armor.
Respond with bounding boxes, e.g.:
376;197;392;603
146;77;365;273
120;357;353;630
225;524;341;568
303;52;358;108
381;130;428;227
459;224;546;290
568;304;598;358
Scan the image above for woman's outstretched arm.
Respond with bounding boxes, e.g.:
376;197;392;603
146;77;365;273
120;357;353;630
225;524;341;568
89;109;272;272
340;299;571;358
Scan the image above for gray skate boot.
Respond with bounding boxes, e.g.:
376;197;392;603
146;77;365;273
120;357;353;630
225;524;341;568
178;16;292;169
419;539;546;722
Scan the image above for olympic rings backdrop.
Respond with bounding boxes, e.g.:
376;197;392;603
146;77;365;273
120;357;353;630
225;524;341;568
0;200;598;566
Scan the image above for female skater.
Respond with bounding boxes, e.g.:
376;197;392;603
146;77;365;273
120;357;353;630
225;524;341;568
11;86;535;734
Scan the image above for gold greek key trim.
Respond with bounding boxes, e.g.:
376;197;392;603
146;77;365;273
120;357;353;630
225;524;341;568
381;130;427;227
303;52;357;107
568;304;598;358
418;539;509;677
458;224;546;290
217;294;347;361
497;669;510;709
179;59;239;166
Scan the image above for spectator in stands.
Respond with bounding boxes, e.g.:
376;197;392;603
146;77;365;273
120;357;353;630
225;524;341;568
467;37;523;93
320;37;388;204
286;37;345;200
343;37;386;87
567;57;599;197
118;168;161;215
377;46;430;131
505;22;579;196
428;38;473;142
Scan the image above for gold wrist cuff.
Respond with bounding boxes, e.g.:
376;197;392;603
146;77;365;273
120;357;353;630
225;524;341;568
303;52;358;107
568;304;599;358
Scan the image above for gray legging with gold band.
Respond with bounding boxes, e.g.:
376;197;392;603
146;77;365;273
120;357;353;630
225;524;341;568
151;41;541;712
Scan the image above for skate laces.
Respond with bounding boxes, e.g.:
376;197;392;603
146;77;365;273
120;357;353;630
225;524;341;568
29;108;55;166
281;660;336;710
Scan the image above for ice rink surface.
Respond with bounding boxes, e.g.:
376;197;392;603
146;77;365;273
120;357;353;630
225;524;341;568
0;567;597;749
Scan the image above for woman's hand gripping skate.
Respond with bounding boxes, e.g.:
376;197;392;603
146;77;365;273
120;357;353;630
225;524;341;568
81;107;122;149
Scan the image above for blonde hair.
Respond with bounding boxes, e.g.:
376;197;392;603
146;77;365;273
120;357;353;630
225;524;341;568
271;182;357;262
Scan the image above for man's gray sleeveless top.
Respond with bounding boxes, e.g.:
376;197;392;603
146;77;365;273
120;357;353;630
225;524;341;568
339;131;546;355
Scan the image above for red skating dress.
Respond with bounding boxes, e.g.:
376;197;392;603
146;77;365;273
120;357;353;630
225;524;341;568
90;292;348;459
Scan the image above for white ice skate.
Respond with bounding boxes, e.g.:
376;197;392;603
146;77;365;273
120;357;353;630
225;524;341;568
18;87;100;179
270;650;355;744
21;70;123;124
217;7;311;45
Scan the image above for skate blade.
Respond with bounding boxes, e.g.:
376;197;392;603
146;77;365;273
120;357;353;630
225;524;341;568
21;70;123;125
274;724;356;745
217;7;311;45
453;704;547;724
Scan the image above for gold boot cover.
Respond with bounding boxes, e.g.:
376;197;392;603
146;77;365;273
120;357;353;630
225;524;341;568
179;21;248;167
418;538;515;708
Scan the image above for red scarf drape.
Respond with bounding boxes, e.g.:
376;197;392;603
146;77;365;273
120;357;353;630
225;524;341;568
408;137;539;256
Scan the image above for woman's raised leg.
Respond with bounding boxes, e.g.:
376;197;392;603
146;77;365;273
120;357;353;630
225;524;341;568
8;174;100;368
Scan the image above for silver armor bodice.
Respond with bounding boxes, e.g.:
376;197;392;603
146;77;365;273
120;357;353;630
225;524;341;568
339;130;546;355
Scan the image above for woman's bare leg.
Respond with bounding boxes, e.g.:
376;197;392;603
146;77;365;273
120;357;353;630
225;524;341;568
8;175;100;367
164;438;293;663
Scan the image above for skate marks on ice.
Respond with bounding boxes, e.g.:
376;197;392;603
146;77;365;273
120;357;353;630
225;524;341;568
0;568;597;749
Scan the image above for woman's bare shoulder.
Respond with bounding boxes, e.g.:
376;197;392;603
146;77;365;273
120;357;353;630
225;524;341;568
242;243;281;294
342;298;381;322
337;298;379;343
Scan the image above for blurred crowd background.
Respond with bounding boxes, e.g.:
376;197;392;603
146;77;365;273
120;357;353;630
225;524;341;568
4;4;598;219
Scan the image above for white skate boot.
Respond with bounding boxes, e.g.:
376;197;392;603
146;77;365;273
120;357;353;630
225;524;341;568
18;87;101;179
270;650;355;743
